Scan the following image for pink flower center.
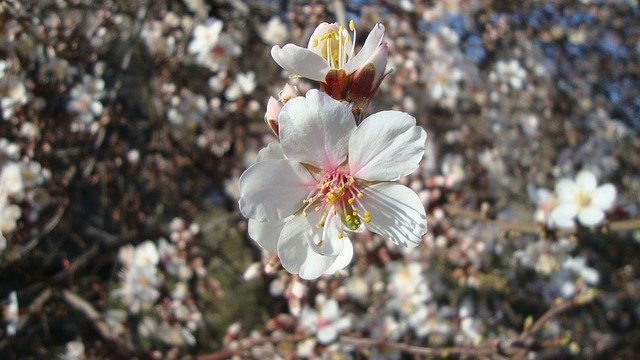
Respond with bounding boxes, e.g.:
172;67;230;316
302;171;371;233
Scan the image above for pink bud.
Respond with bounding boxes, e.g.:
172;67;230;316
264;96;282;136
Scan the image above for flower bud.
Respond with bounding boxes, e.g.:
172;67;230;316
264;84;300;137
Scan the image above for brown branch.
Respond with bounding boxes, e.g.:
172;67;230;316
340;335;500;358
444;205;640;236
197;333;307;360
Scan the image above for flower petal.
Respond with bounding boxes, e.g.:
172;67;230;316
247;218;286;252
277;215;311;274
577;206;605;227
349;111;426;181
298;247;337;280
591;183;616;210
361;183;427;247
307;207;345;256
271;44;330;82
554;178;577;203
256;142;285;162
576;171;597;192
277;215;337;279
343;23;385;74
238;159;315;222
279;90;356;170
317;325;338;344
324;238;353;275
549;203;579;228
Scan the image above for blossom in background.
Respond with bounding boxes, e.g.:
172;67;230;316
67;75;105;125
167;90;208;128
271;22;389;103
239;90;427;279
188;18;240;71
549;170;616;228
112;241;162;314
299;298;351;344
4;291;18;336
0;74;28;120
489;59;527;91
224;71;257;101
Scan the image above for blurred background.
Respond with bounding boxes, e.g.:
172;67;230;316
0;0;639;358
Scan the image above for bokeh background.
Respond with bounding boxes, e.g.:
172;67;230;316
0;0;639;358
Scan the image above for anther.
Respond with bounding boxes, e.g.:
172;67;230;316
337;232;343;239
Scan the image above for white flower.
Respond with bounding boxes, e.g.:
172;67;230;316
188;18;240;71
68;75;105;124
299;298;351;344
224;71;256;101
113;241;161;313
260;17;289;46
0;75;28;120
239;90;427;279
271;22;388;87
4;291;18;336
490;59;527;90
549;170;616;228
167;90;208;127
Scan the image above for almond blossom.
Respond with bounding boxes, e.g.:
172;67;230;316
238;90;427;279
549;170;616;228
271;22;388;105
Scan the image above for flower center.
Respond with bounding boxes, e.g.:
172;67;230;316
302;171;370;234
575;190;591;208
309;21;356;70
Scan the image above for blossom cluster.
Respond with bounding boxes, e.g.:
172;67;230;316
0;1;639;359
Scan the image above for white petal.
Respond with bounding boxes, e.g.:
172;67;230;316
238;159;315;222
343;23;385;74
324;238;353;274
279;90;356;170
576;171;597;192
549;203;579;228
554;178;577;202
298;246;337;280
591;183;616;210
256;142;285;162
321;299;340;320
361;183;427;247
277;215;312;274
349;111;426;181
271;44;330;82
277;215;337;279
577;206;605;226
317;326;338;344
247;218;286;252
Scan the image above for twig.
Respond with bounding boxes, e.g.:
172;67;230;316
62;290;134;355
340;335;500;358
445;205;640;236
197;333;307;360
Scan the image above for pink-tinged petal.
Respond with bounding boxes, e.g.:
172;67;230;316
549;203;579;228
247;217;286;252
271;44;330;82
343;23;385;74
361;183;427;247
591;183;616;210
279;90;356;170
307;208;345;256
256;142;285;162
238;159;315;222
554;178;577;202
349;111;426;181
576;170;597;192
324;238;353;275
577;206;605;227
